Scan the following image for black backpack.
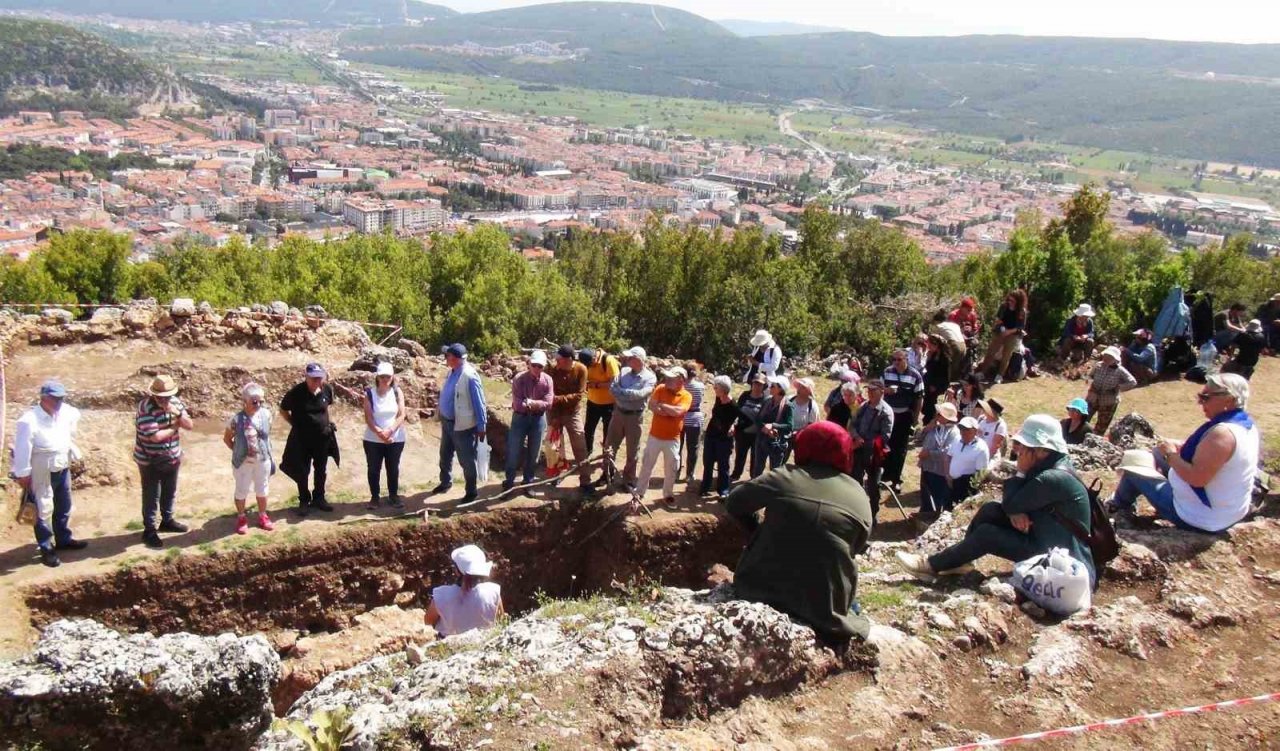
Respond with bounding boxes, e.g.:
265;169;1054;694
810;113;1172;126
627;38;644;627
1051;476;1120;573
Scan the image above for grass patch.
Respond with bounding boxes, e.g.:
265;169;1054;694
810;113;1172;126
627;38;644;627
532;591;615;621
163;547;183;562
858;582;920;613
124;519;144;532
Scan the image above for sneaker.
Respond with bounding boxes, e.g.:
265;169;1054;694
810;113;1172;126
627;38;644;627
457;494;480;508
429;483;452;495
937;563;976;576
501;480;516;492
292;504;311;517
717;489;730;501
366;497;383;511
389;496;405;510
258;513;275;531
312;500;335;512
235;515;249;535
158;519;189;533
142;531;164;550
699;483;711;496
894;551;937;583
993;375;1003;385
55;539;89;551
40;548;61;568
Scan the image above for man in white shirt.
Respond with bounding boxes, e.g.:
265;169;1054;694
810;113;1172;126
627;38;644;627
947;416;991;509
12;380;88;568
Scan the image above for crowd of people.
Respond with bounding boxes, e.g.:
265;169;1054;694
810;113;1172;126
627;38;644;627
9;290;1271;650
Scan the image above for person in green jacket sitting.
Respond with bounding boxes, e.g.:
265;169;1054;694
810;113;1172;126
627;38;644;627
895;414;1096;586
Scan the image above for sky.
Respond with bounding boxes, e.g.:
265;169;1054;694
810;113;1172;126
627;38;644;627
433;0;1280;44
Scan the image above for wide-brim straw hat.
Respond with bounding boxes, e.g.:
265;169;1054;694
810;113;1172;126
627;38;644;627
1117;449;1165;480
936;402;959;422
148;375;178;397
749;329;772;348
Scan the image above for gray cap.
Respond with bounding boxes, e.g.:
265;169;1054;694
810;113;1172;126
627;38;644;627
39;380;67;398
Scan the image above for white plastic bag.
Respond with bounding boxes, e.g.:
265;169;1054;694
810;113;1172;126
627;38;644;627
1011;547;1092;616
475;438;491;484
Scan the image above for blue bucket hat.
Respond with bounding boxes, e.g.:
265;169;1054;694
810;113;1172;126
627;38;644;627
1066;397;1090;416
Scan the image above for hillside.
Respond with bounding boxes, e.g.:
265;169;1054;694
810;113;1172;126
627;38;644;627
717;19;848;36
0;18;198;117
338;2;1280;166
0;0;458;24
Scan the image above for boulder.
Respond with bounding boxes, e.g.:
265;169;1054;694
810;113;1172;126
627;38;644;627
123;301;159;330
89;307;125;324
0;619;279;751
1067;433;1123;472
40;308;74;325
397;337;428;358
197;301;215;316
350;345;414;373
303;305;328;319
170;298;196;317
1108;413;1157;449
268;301;290;318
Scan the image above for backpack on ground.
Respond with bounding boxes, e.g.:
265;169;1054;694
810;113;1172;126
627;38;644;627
1051;477;1120;574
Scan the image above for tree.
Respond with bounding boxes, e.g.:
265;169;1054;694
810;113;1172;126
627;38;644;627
42;230;134;305
1047;182;1111;249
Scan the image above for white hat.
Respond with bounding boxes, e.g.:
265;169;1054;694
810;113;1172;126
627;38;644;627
451;544;493;577
1010;414;1068;453
529;349;548;367
1117;449;1165;480
622;346;647;360
665;366;688;380
769;375;790;392
935;402;959;422
1247;319;1263;333
1074;303;1096;318
1101;346;1123;361
793;377;815;393
749;329;772;348
958;416;980;430
375;361;394;377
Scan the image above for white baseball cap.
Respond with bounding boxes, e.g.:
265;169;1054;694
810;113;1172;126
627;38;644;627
529;349;548;367
451;544;493;577
375;361;394;377
622;346;647;360
958;416;980;430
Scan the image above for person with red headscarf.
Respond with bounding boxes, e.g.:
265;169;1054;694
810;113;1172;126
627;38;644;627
725;421;873;643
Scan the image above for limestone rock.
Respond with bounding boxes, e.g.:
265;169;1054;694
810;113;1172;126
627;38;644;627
1067;433;1123;472
89;306;125;323
268;301;289;318
304;305;329;319
1022;629;1087;682
171;298;196;317
0;619;278;751
1067;595;1188;660
350;345;414;373
397;337;428;358
198;301;215;315
40;308;73;325
1108;413;1157;449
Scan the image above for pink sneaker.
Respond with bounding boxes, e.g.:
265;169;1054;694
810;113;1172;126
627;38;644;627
235;514;249;535
258;513;275;531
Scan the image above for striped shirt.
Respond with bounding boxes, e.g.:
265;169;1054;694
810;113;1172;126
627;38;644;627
134;396;185;464
683;378;705;428
882;365;925;415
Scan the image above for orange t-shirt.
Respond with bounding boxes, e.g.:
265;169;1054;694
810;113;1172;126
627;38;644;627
649;385;693;441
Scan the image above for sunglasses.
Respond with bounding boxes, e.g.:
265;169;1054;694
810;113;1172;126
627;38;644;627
1196;391;1228;403
249;399;263;406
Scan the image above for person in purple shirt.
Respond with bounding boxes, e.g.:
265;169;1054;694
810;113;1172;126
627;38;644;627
505;350;555;490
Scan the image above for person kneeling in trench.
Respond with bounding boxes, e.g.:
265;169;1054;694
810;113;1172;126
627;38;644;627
725;421;872;643
426;545;506;637
895;414;1096;587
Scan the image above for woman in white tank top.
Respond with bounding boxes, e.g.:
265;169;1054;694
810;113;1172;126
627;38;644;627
363;362;407;510
426;545;505;637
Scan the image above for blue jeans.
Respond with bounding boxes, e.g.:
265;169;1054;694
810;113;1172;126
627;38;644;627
919;471;952;514
506;412;546;485
34;468;74;551
439;418;479;495
1111;450;1196;530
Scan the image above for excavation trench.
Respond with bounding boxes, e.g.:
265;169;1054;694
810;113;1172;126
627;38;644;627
22;504;746;710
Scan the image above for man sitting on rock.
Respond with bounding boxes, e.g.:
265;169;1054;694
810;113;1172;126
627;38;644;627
1123;328;1160;384
896;415;1096;587
726;421;873;644
1107;373;1260;533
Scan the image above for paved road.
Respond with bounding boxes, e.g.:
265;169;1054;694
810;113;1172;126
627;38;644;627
778;110;833;164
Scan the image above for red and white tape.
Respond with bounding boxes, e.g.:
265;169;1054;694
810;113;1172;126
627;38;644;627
934;692;1280;750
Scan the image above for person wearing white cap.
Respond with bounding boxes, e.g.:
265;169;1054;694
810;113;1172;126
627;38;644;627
362;361;408;510
915;402;959;520
598;346;656;491
751;376;795;477
633;366;693;509
425;544;505;637
280;362;339;517
789;377;821;433
134;373;194;549
1107;373;1259;533
897;414;1095;585
505;350;554;491
13;380;87;568
743;329;782;384
1057;303;1097;363
224;383;276;536
947;416;990;507
1084;346;1137;437
1122;328;1159;384
1221;319;1266;381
